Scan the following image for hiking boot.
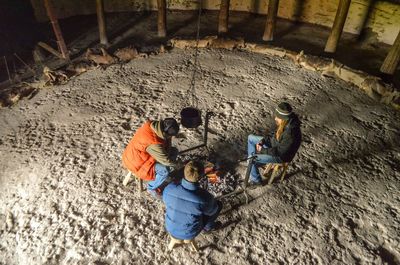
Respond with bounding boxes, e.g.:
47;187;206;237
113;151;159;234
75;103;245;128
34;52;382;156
247;181;263;189
203;221;223;234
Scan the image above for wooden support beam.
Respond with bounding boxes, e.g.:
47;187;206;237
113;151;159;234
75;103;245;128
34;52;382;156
43;0;70;60
157;0;167;37
380;30;400;75
263;0;280;42
96;0;108;46
324;0;351;53
218;0;230;34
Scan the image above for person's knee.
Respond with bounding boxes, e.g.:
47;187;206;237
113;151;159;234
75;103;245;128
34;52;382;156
156;164;169;175
248;134;261;143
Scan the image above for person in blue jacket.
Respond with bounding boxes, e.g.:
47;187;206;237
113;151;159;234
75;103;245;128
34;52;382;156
162;161;223;240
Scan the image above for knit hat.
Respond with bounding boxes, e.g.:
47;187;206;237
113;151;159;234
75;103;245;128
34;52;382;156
184;161;203;183
162;118;179;136
274;102;293;121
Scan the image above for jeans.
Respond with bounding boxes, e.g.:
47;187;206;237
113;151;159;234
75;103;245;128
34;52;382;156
203;201;223;231
247;134;282;183
147;163;171;198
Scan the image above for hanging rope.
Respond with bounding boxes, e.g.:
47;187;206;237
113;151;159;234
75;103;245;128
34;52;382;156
187;0;203;107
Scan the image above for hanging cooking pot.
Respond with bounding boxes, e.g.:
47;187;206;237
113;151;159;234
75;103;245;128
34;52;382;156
180;107;202;128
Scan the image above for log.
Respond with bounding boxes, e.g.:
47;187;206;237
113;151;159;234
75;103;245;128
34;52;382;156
380;30;400;75
263;0;280;41
96;0;108;46
218;0;230;34
324;0;351;53
43;0;70;60
157;0;167;37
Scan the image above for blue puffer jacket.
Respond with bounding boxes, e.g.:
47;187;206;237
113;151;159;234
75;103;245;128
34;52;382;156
162;179;219;240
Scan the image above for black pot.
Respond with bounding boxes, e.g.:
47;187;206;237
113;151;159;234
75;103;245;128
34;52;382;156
180;107;202;128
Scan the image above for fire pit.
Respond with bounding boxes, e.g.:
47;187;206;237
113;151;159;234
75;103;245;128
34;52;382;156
178;153;240;197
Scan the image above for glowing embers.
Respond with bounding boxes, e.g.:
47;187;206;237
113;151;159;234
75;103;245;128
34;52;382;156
179;153;240;196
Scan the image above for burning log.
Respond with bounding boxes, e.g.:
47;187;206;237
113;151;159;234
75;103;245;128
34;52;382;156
179;153;240;197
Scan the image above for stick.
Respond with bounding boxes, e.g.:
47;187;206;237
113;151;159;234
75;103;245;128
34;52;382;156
38;41;63;59
3;56;12;82
14;53;35;74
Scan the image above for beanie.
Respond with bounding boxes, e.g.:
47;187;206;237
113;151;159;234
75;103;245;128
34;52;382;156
162;118;179;136
274;102;293;121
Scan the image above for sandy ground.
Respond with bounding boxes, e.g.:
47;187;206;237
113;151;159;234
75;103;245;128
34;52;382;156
0;48;399;265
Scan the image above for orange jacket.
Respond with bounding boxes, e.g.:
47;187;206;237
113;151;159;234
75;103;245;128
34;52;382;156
122;121;164;181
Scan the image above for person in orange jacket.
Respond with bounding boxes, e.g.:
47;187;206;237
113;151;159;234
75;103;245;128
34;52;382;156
122;118;180;198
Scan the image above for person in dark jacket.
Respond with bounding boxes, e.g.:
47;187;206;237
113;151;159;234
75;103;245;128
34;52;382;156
247;102;302;185
162;161;223;240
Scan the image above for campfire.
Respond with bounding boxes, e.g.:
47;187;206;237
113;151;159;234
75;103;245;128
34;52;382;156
178;153;240;197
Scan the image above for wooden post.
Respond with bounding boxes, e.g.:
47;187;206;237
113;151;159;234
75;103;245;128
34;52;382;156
263;0;280;41
157;0;167;37
380;30;400;75
96;0;108;46
218;0;230;34
43;0;70;60
324;0;351;53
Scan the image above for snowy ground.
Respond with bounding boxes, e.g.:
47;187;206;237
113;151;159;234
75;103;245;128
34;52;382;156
1;48;399;265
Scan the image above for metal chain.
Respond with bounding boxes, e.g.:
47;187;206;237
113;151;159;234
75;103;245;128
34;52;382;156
187;0;203;107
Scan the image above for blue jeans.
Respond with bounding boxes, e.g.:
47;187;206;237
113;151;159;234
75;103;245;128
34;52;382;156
247;134;282;183
147;163;171;198
203;201;223;231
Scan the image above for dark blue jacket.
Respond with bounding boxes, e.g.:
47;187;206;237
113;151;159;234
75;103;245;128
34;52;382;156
264;114;302;162
162;179;219;240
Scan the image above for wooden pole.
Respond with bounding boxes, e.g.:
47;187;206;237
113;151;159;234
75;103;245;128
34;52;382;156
96;0;108;46
380;30;400;75
263;0;280;41
218;0;230;34
157;0;167;37
43;0;70;60
324;0;351;53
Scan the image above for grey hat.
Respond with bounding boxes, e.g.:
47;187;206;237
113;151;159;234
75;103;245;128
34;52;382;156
274;102;293;120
